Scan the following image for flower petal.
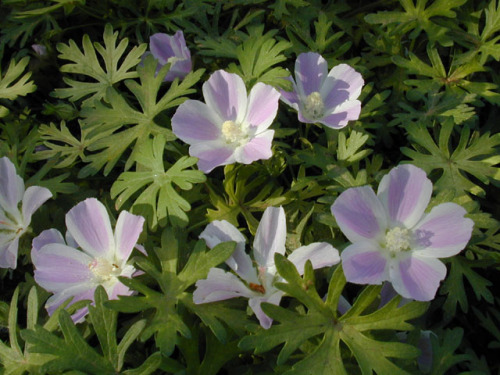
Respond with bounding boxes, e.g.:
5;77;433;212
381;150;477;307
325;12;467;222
253;207;287;267
32;229;65;257
390;255;447;301
287;242;340;275
294;52;328;96
331;186;388;243
190;141;235;173
45;285;95;322
21;185;52;226
279;76;301;108
248;290;284;329
0;237;19;269
245;82;280;130
0;157;24;213
236;130;274;164
319;100;361;129
341;242;389;284
193;268;253;303
108;281;133;300
202;70;248;123
321;64;364;111
172;100;222;143
150;33;175;64
65;198;115;258
114;210;145;262
377;164;432;228
412;202;474;258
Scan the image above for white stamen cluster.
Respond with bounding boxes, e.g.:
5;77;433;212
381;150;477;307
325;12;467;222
303;91;325;119
384;227;412;255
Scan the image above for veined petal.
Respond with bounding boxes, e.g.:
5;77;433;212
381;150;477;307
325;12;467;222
202;70;248;123
390;255;447;301
321;64;364;111
45;285;95;322
245;82;280;130
190;141;235;173
236;130;274;164
150;33;175;64
341;242;389;284
0;157;24;213
248;290;284;329
66;198;115;258
294;52;328;96
172;100;222;143
320;100;361;129
287;242;340;275
32;229;65;259
0;237;19;269
21;186;52;226
331;186;388;243
114;210;145;262
378;165;432;228
193;268;254;303
412;202;474;258
253;207;287;267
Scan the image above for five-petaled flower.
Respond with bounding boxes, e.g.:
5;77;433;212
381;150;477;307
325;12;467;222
0;157;52;269
32;198;145;322
331;164;474;301
280;52;364;129
193;206;340;328
146;30;192;81
172;70;280;173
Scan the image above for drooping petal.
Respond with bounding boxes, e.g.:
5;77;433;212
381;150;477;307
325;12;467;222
248;290;284;329
31;229;65;257
412;202;474;258
331;186;388;243
236;130;274;164
377;165;432;228
321;64;364;111
21;185;52;226
189;141;235;173
202;70;248;123
114;210;145;262
65;198;115;258
341;242;389;284
193;268;254;303
245;82;280;130
150;33;175;64
0;157;24;213
253;207;287;267
172;100;222;143
390;255;447;301
294;52;328;97
287;242;340;275
279;76;301;108
0;237;19;269
319;99;361;129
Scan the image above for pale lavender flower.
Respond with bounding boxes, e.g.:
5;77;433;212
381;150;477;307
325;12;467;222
31;44;47;56
280;52;364;129
172;70;280;173
0;157;52;269
32;198;145;322
193;206;340;329
331;164;474;301
147;31;192;81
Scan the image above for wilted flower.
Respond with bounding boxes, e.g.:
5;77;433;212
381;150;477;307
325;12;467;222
331;164;474;301
0;157;52;269
280;52;364;129
147;30;192;81
193;206;340;328
32;198;145;322
172;70;280;173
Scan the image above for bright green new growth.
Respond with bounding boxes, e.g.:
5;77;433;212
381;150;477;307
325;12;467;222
0;57;36;117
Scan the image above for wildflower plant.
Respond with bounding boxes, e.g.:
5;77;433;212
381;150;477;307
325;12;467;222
0;0;499;374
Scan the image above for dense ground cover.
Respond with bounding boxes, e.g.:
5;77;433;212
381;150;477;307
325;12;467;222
0;0;499;373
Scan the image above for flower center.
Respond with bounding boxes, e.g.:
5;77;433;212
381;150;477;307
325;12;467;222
89;258;121;282
304;91;324;119
221;120;246;144
384;227;412;254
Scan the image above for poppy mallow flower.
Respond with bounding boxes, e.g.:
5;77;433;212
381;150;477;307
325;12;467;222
147;30;192;81
172;70;280;173
193;206;340;329
280;52;364;129
32;198;145;322
0;157;52;269
331;164;474;301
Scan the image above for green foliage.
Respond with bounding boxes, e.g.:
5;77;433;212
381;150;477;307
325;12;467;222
111;135;206;229
0;57;36;117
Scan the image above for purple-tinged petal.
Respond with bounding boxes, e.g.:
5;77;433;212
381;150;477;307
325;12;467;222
319;100;361;129
202;70;248;123
379;282;412;308
378;165;432;228
245;82;280;130
294;52;328;96
417;331;435;373
321;64;364;111
108;281;133;300
236;130;274;164
279;76;300;108
21;186;52;225
0;157;24;213
193;268;254;303
337;295;352;315
32;44;47;56
32;229;65;257
33;243;94;292
341;242;389;284
0;237;19;269
114;210;144;262
412;203;473;258
172;100;222;143
288;242;340;275
248;290;284;329
253;207;287;268
150;33;175;64
331;186;388;243
45;285;95;323
390;255;447;301
65;198;115;258
190;141;235;173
